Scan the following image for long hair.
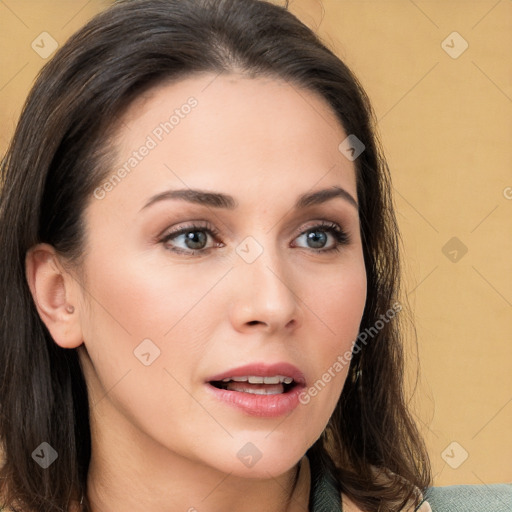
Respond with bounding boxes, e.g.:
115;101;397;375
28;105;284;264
0;1;431;510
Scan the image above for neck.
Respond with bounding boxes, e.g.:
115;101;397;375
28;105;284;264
84;401;311;512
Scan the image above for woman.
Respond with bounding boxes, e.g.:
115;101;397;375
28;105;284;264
0;0;433;510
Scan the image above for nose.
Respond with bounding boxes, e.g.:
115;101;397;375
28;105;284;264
228;240;302;335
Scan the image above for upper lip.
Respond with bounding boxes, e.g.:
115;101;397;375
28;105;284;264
207;362;306;387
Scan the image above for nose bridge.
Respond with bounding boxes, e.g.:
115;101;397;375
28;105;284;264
230;233;300;330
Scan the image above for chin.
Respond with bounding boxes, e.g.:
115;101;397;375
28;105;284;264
203;433;313;479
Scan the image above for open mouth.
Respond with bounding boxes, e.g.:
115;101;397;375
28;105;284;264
205;365;305;416
209;375;296;395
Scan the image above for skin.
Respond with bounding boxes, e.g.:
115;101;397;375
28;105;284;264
26;73;367;512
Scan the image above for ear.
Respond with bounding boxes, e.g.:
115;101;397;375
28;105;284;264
25;243;83;349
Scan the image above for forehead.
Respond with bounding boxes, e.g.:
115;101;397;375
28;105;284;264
97;72;357;212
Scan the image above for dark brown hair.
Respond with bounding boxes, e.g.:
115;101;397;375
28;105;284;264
0;0;431;510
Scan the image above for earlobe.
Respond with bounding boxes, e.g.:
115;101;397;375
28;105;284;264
25;243;83;349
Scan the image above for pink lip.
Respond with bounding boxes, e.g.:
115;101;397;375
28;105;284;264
205;362;306;418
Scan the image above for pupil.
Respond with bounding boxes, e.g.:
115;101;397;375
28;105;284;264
185;231;207;249
307;230;326;248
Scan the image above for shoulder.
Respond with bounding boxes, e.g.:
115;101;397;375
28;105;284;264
339;484;512;512
337;464;430;512
340;492;432;512
423;483;512;512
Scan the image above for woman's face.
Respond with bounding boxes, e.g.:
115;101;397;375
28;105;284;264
76;73;367;478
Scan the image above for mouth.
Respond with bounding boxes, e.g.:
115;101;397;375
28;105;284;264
209;375;296;395
205;362;306;417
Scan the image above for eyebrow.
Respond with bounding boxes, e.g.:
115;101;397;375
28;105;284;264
140;185;358;212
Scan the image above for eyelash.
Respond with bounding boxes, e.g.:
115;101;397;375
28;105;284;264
159;221;350;256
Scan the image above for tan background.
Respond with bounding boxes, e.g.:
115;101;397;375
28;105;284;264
1;0;510;487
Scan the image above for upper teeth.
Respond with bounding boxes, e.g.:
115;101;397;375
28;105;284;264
221;375;293;384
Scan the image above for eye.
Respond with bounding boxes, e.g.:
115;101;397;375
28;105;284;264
160;222;222;255
292;221;350;253
159;220;350;256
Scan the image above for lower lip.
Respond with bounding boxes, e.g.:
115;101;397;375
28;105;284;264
205;383;304;418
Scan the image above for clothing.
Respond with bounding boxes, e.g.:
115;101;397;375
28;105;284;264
308;451;342;511
2;459;510;511
307;450;512;511
307;450;431;512
423;483;512;511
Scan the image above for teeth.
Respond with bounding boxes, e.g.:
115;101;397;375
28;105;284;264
226;382;284;395
242;387;282;395
218;375;294;384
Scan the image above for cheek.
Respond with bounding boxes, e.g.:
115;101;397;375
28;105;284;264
307;259;367;348
81;245;223;341
78;245;231;403
297;261;366;412
78;249;221;430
